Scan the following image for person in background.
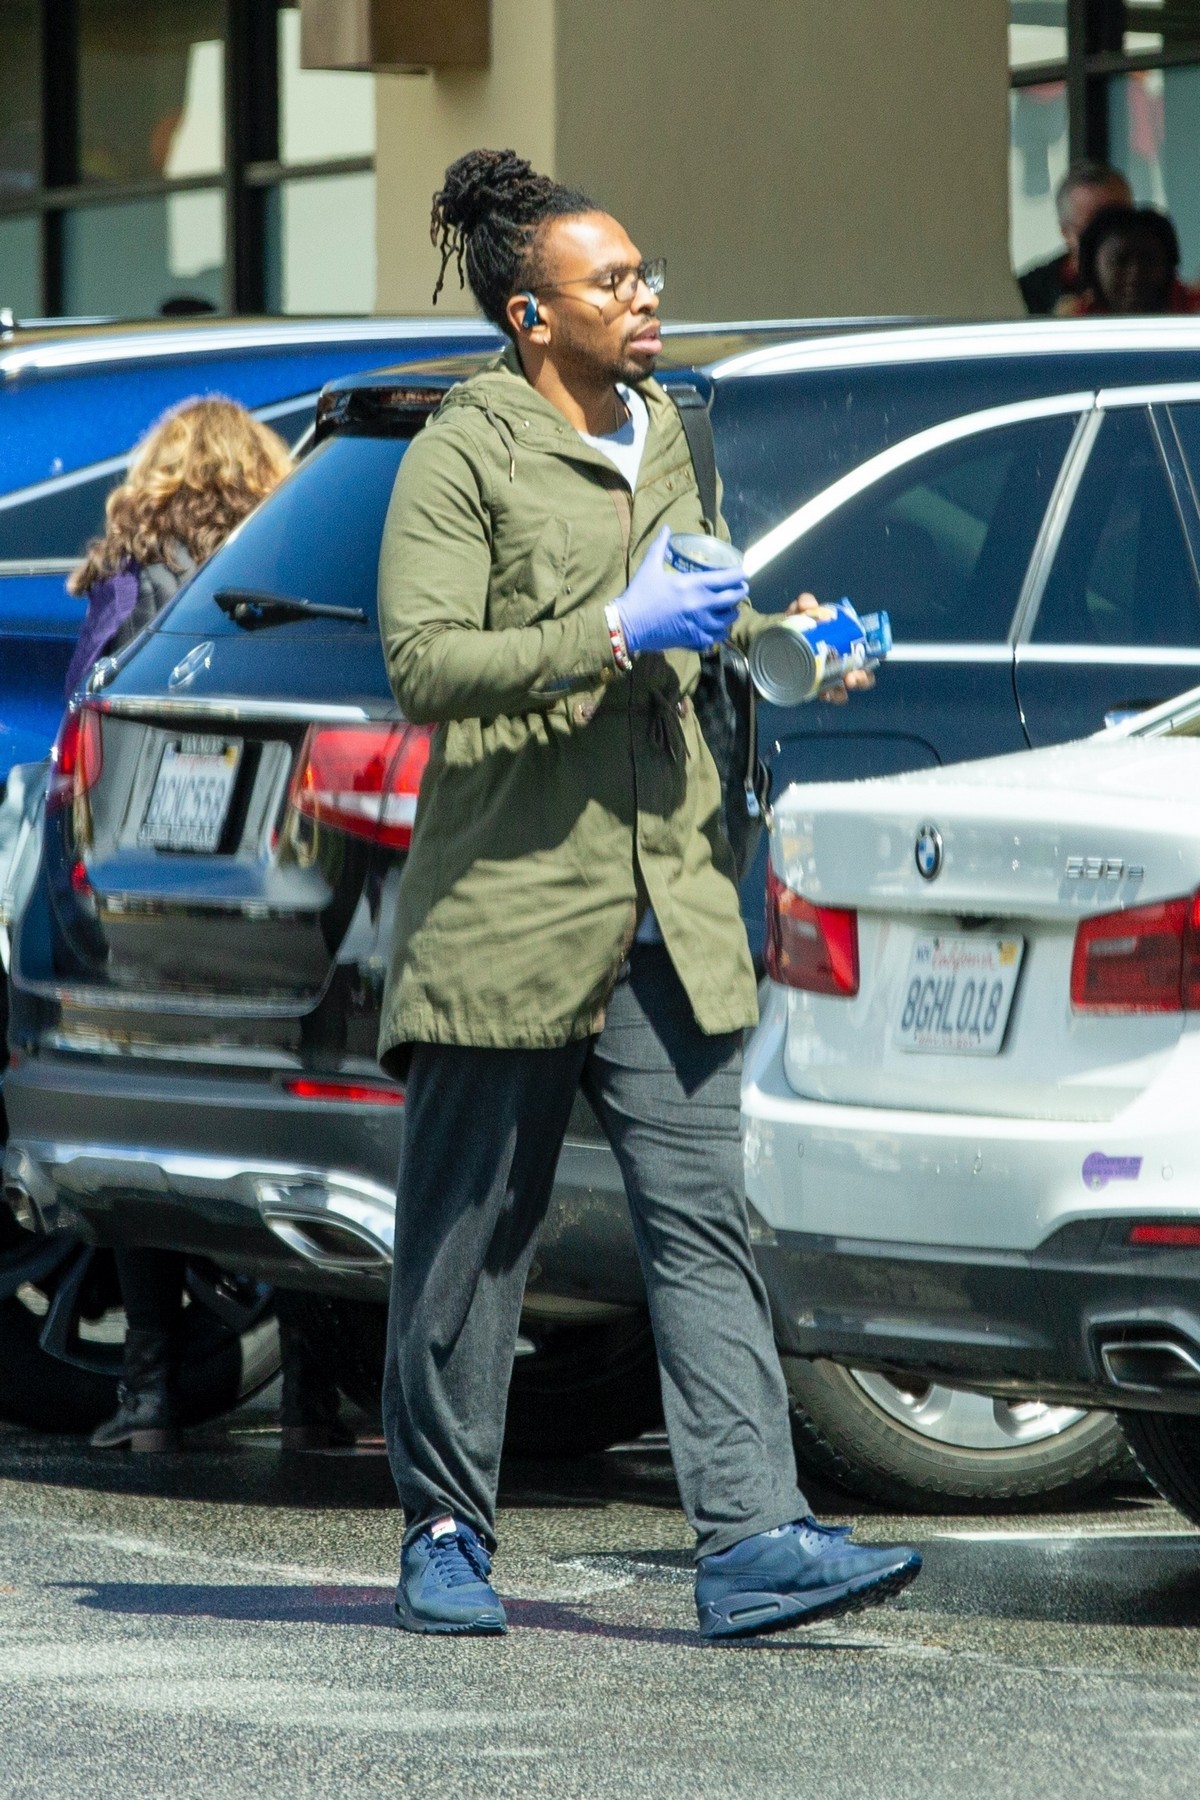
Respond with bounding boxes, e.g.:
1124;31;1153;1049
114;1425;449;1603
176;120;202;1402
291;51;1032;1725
1019;160;1132;315
69;399;350;1453
1059;204;1200;316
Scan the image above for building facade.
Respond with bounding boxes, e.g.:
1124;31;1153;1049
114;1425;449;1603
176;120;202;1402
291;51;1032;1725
3;2;1200;323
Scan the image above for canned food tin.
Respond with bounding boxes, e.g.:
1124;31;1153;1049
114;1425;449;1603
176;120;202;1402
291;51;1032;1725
665;532;744;575
749;602;892;705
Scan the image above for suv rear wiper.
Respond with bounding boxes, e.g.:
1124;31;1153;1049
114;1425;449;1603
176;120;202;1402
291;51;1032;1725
214;589;368;630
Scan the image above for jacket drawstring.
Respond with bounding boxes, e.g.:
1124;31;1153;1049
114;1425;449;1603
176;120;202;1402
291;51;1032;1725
481;400;519;482
648;689;688;765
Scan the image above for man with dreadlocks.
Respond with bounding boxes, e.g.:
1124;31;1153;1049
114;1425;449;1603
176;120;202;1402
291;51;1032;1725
377;148;921;1641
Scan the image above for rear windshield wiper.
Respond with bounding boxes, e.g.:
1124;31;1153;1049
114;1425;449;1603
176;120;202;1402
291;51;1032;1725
214;589;368;630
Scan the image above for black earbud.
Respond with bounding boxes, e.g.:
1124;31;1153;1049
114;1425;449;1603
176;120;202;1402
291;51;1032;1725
520;292;541;330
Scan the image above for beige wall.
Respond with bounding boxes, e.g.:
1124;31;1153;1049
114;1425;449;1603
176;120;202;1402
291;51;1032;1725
374;0;556;314
375;0;1021;320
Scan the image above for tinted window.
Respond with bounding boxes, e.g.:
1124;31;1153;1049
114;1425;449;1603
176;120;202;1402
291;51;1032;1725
0;466;121;563
748;413;1076;643
1032;408;1200;647
161;433;407;634
1167;401;1200;508
0;399;316;565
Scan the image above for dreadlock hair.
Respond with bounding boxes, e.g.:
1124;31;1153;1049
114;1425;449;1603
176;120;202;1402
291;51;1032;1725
430;148;597;334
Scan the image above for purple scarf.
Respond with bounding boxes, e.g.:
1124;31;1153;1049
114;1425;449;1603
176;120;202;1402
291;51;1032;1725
64;561;140;699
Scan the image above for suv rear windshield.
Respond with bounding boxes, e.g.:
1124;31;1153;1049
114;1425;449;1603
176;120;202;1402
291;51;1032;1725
159;434;408;635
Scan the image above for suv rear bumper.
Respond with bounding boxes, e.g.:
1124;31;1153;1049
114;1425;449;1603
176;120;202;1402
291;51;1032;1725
755;1218;1200;1414
4;1055;642;1310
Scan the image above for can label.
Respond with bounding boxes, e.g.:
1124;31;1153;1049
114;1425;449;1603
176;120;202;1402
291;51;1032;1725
749;601;892;705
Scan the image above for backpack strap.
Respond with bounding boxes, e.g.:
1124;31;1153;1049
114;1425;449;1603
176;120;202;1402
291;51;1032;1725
670;388;719;533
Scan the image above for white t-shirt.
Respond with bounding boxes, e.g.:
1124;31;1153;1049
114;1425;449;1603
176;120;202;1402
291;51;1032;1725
578;386;662;946
577;385;649;491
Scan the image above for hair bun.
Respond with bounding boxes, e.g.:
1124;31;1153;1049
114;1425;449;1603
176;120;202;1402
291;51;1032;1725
434;148;545;237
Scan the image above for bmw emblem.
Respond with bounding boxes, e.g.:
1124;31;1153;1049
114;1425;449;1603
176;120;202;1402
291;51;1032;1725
915;823;943;881
168;640;214;691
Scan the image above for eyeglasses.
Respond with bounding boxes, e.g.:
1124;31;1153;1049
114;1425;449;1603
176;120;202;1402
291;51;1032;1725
537;257;666;307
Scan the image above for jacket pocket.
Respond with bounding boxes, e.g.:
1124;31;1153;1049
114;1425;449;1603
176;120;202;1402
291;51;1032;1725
490;516;572;627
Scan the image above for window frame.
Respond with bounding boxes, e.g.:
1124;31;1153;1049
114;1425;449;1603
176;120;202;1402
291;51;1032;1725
0;0;374;319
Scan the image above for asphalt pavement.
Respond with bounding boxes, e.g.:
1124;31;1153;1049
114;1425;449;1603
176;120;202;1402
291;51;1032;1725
2;1402;1199;1800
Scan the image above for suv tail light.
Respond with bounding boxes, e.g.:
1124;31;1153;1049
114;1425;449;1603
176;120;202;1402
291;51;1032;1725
47;706;103;812
285;1076;404;1106
1070;891;1200;1013
765;861;859;996
291;722;432;850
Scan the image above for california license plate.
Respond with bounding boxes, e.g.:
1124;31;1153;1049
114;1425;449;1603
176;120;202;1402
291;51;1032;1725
138;737;242;853
894;934;1024;1056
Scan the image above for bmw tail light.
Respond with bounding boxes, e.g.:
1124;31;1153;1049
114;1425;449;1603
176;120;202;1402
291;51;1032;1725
1128;1223;1200;1247
765;861;859;997
291;722;432;850
1070;892;1200;1013
47;706;103;813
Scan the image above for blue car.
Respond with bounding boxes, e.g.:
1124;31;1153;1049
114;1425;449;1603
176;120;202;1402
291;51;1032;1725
0;315;504;774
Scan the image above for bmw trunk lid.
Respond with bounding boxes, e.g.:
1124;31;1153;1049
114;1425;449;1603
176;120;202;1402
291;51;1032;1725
768;735;1200;1121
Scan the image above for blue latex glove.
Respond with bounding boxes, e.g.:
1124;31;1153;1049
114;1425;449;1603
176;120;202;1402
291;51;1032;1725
616;526;748;656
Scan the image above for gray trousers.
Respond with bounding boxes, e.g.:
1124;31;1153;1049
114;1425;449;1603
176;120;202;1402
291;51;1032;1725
382;943;808;1559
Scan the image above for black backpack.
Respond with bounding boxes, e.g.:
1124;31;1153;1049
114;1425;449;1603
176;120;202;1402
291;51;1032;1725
671;388;771;881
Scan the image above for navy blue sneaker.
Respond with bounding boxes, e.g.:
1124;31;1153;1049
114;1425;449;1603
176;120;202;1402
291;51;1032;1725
696;1518;921;1642
394;1517;508;1636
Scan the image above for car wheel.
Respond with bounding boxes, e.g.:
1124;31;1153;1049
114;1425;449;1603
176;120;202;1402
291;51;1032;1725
287;1295;664;1458
1118;1412;1200;1526
0;1211;280;1434
783;1356;1131;1510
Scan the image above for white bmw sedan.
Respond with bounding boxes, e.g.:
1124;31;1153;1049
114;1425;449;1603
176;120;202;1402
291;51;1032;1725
743;685;1200;1521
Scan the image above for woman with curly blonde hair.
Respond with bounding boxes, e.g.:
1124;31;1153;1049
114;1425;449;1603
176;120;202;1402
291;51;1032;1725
64;397;292;696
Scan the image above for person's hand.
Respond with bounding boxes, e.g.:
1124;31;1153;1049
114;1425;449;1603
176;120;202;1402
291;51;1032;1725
617;526;749;656
785;589;876;704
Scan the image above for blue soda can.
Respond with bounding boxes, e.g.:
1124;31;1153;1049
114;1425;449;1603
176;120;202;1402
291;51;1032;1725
748;600;892;705
665;531;744;576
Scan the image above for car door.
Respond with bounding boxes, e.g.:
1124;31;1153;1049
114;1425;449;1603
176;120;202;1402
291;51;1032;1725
1014;389;1200;746
735;397;1083;953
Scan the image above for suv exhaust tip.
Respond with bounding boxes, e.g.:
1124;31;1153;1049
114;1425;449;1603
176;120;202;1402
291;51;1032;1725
257;1177;394;1272
1099;1335;1200;1392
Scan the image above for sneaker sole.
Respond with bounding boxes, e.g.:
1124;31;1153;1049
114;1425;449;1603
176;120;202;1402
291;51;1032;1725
698;1552;922;1643
392;1599;508;1637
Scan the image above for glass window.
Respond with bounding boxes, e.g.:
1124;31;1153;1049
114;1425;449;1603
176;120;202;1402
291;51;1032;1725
1010;83;1070;276
1033;407;1200;646
79;0;224;185
0;0;38;203
264;173;375;314
0;467;122;563
277;5;375;166
0;216;41;320
1009;1;1068;68
63;193;225;318
748;415;1077;644
164;435;407;635
1121;0;1200;55
1109;64;1200;280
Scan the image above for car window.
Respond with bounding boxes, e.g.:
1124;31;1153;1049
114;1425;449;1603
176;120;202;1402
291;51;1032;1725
1031;408;1200;648
747;413;1076;643
160;433;408;635
0;397;316;566
1166;402;1200;512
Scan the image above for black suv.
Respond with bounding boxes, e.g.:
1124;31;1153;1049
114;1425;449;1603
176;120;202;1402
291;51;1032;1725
10;317;1200;1479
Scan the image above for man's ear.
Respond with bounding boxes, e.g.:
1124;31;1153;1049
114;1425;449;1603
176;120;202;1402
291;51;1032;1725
505;291;551;343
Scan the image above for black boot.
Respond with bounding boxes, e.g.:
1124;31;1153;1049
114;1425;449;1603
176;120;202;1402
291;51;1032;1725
278;1305;356;1452
90;1328;180;1451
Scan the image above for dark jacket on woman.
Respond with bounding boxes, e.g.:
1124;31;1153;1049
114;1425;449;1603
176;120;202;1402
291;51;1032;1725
64;549;194;698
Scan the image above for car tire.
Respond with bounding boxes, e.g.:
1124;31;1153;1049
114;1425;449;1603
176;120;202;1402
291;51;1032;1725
0;1211;280;1434
287;1295;664;1458
783;1356;1132;1510
1118;1411;1200;1525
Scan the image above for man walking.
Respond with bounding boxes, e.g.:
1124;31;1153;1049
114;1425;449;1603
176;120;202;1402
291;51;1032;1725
376;148;921;1642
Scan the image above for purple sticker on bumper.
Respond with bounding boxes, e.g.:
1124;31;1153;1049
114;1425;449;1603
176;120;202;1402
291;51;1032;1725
1082;1152;1143;1191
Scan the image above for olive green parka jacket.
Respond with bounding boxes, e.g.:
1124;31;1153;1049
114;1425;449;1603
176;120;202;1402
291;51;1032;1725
376;345;769;1075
